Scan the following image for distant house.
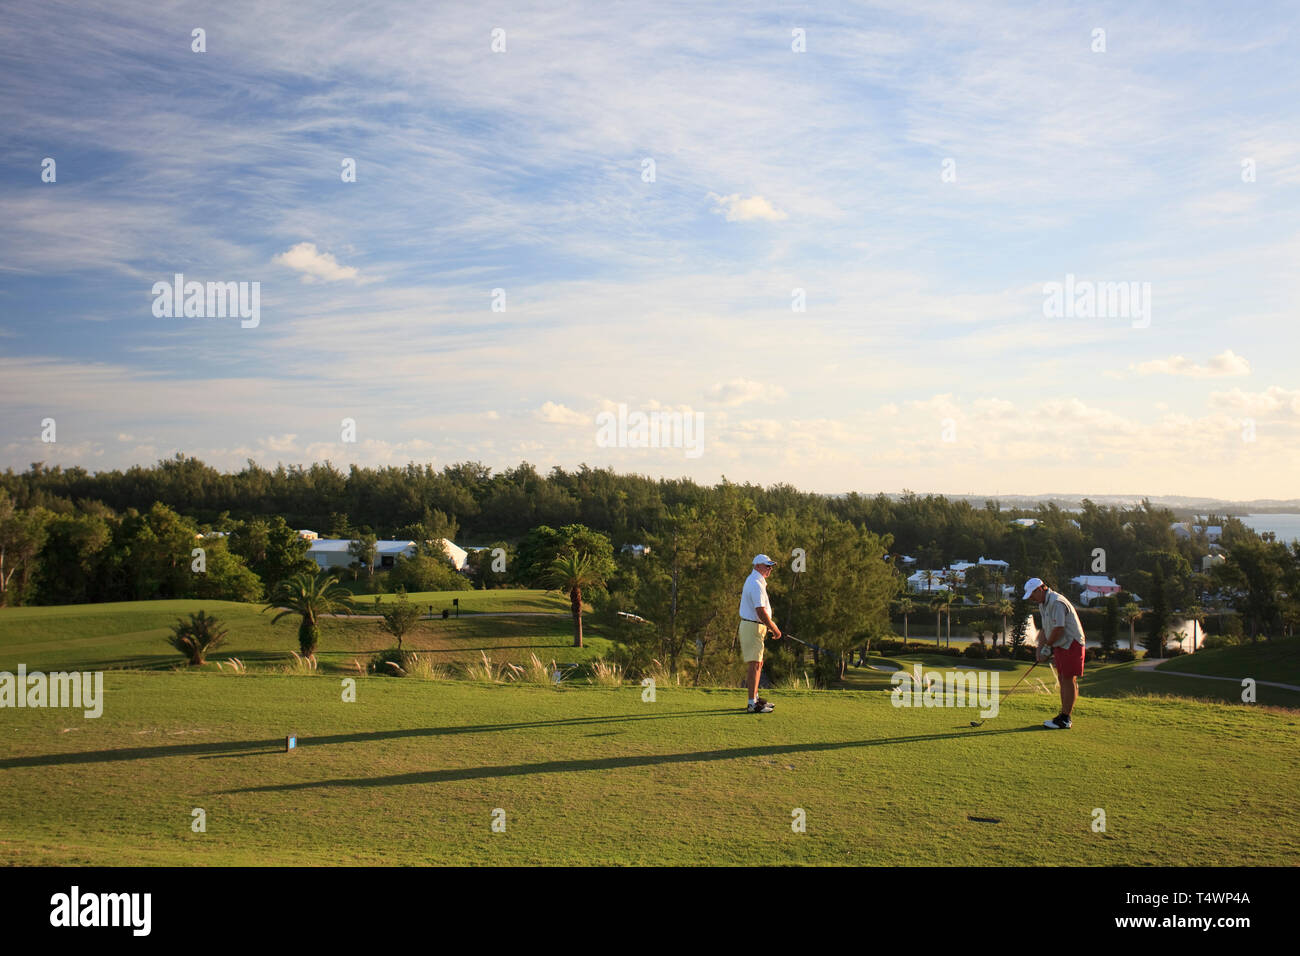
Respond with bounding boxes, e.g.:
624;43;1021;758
1171;521;1223;543
1202;553;1226;572
907;570;951;594
1011;518;1037;528
621;544;651;558
297;530;319;540
306;539;417;571
440;539;469;571
1070;574;1122;606
977;557;1010;570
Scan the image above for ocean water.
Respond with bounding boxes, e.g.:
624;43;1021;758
1236;513;1300;544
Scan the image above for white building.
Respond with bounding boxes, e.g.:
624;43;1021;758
907;570;954;594
1171;521;1223;543
306;539;416;571
1070;574;1122;605
621;544;651;558
441;539;469;571
305;538;469;572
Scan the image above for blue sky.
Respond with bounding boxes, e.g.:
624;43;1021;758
2;0;1298;498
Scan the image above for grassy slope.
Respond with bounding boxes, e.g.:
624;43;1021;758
1155;638;1300;685
1;672;1296;866
0;594;610;675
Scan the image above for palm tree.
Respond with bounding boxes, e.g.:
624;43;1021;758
263;569;356;659
543;552;606;648
897;597;915;641
939;590;955;647
167;610;227;666
997;598;1014;649
1121;602;1143;652
930;595;944;647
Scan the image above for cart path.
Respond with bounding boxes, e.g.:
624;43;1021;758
1133;657;1300;692
278;610;572;621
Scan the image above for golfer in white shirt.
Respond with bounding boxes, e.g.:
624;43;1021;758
738;554;782;713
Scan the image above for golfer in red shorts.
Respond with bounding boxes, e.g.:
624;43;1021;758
1023;577;1086;729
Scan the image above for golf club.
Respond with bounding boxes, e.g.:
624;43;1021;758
969;659;1039;727
781;632;825;654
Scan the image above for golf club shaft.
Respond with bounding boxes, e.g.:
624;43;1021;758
783;633;825;654
999;659;1039;700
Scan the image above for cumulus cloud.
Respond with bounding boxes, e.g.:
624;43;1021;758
708;378;785;406
273;242;361;283
1208;386;1300;417
1130;350;1251;378
707;193;787;222
535;402;589;425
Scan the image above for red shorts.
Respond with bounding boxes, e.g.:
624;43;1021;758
1053;641;1085;679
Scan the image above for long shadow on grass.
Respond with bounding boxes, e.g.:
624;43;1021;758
222;726;1042;794
0;710;746;769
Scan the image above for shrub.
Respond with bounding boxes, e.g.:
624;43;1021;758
813;653;841;687
1163;647;1186;658
778;670;815;689
463;650;506;682
587;658;624;686
280;651;319;675
1110;648;1137;663
388;554;471;593
504;652;569;686
1202;634;1241;651
370;647;417;676
166;610;227;666
963;642;988;659
404;654;452;681
643;658;682;687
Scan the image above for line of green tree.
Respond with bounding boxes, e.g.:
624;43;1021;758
3;459;1297;655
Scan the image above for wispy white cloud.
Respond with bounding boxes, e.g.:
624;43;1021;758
1130;350;1251;378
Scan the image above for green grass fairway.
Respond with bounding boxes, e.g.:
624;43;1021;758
337;588;571;614
838;652;1300;709
0;595;608;675
2;672;1297;865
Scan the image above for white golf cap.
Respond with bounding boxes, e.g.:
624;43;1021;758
753;554;776;566
1022;577;1045;599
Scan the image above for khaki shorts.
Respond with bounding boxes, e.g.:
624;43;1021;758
738;619;768;663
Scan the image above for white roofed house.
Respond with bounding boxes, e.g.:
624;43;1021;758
907;570;951;594
439;539;469;571
306;537;468;573
306;539;417;572
1070;574;1122;606
1171;521;1223;543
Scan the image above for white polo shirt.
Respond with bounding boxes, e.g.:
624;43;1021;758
1040;590;1085;648
738;569;771;622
